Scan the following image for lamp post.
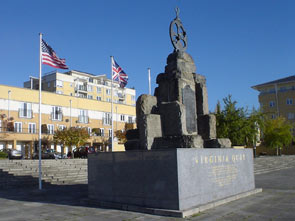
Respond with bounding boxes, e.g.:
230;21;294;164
8;90;11;120
69;100;72;127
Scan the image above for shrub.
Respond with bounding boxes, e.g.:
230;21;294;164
0;151;8;159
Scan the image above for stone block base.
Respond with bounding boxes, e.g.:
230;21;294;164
204;138;232;148
88;148;255;211
153;135;203;149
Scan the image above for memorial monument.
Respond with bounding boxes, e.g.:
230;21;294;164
88;9;260;218
124;8;231;150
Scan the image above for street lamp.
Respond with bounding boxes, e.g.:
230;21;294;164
8;90;11;119
69;99;72;127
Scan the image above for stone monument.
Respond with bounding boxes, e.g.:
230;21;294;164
88;9;260;218
124;8;231;151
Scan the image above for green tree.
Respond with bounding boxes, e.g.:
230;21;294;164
215;95;263;146
53;127;90;157
263;117;292;155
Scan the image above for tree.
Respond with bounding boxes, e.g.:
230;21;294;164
114;122;136;144
263;117;292;156
53;127;90;157
215;95;263;146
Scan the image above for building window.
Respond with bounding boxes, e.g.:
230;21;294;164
14;122;22;133
120;115;125;121
288;113;295;120
56;80;63;87
106;98;111;102
47;124;54;134
19;102;32;118
128;116;133;123
28;123;36;133
87;85;93;92
287;98;293;105
109;129;112;138
100;128;105;137
78;110;89;124
103;112;111;125
280;87;286;92
269;101;275;107
271;114;276;119
58;125;66;131
97;87;101;93
87;95;93;99
131;95;135;101
52;106;62;121
96;96;102;101
106;89;111;95
47;82;51;88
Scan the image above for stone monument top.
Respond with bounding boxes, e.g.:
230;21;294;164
124;8;231;150
169;7;187;52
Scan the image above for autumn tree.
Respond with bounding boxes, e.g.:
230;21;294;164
262;117;292;156
53;127;90;157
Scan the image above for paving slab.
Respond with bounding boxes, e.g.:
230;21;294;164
0;156;295;220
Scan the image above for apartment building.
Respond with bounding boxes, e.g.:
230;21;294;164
252;75;295;131
0;70;136;158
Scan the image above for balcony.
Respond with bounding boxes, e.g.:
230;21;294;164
75;85;87;92
51;111;63;121
78;115;89;124
0;126;38;134
18;109;33;119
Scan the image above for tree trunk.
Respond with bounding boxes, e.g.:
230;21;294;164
276;147;279;156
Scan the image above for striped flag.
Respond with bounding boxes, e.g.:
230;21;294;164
112;58;128;88
41;39;68;69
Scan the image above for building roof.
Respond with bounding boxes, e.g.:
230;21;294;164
252;75;295;90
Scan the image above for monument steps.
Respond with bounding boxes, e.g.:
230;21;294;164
0;159;87;189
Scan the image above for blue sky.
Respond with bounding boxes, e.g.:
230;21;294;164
1;0;295;111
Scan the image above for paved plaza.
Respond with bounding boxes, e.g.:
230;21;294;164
0;155;295;221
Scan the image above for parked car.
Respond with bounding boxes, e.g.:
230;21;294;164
88;147;96;154
73;147;88;158
46;149;65;159
33;149;55;159
7;149;23;160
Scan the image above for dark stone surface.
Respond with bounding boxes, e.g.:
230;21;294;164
153;135;203;149
88;148;255;211
125;129;139;140
204;138;232;148
182;85;197;134
124;139;140;150
198;114;216;140
159;101;185;136
195;74;209;116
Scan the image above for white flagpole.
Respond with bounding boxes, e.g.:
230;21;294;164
110;56;114;152
38;33;43;190
148;68;151;95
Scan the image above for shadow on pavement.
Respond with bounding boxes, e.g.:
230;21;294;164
0;182;90;208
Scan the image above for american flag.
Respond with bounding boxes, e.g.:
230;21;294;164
112;58;128;88
41;39;68;69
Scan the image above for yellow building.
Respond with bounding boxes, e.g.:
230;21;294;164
252;75;295;132
0;70;136;158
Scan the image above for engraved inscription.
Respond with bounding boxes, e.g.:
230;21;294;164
209;165;238;187
194;153;246;187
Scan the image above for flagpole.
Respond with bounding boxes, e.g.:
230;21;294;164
38;33;43;190
110;56;114;152
148;68;151;95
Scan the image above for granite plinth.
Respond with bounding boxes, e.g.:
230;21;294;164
88;148;255;211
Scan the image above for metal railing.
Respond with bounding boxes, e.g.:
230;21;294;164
18;109;33;119
78;115;89;124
